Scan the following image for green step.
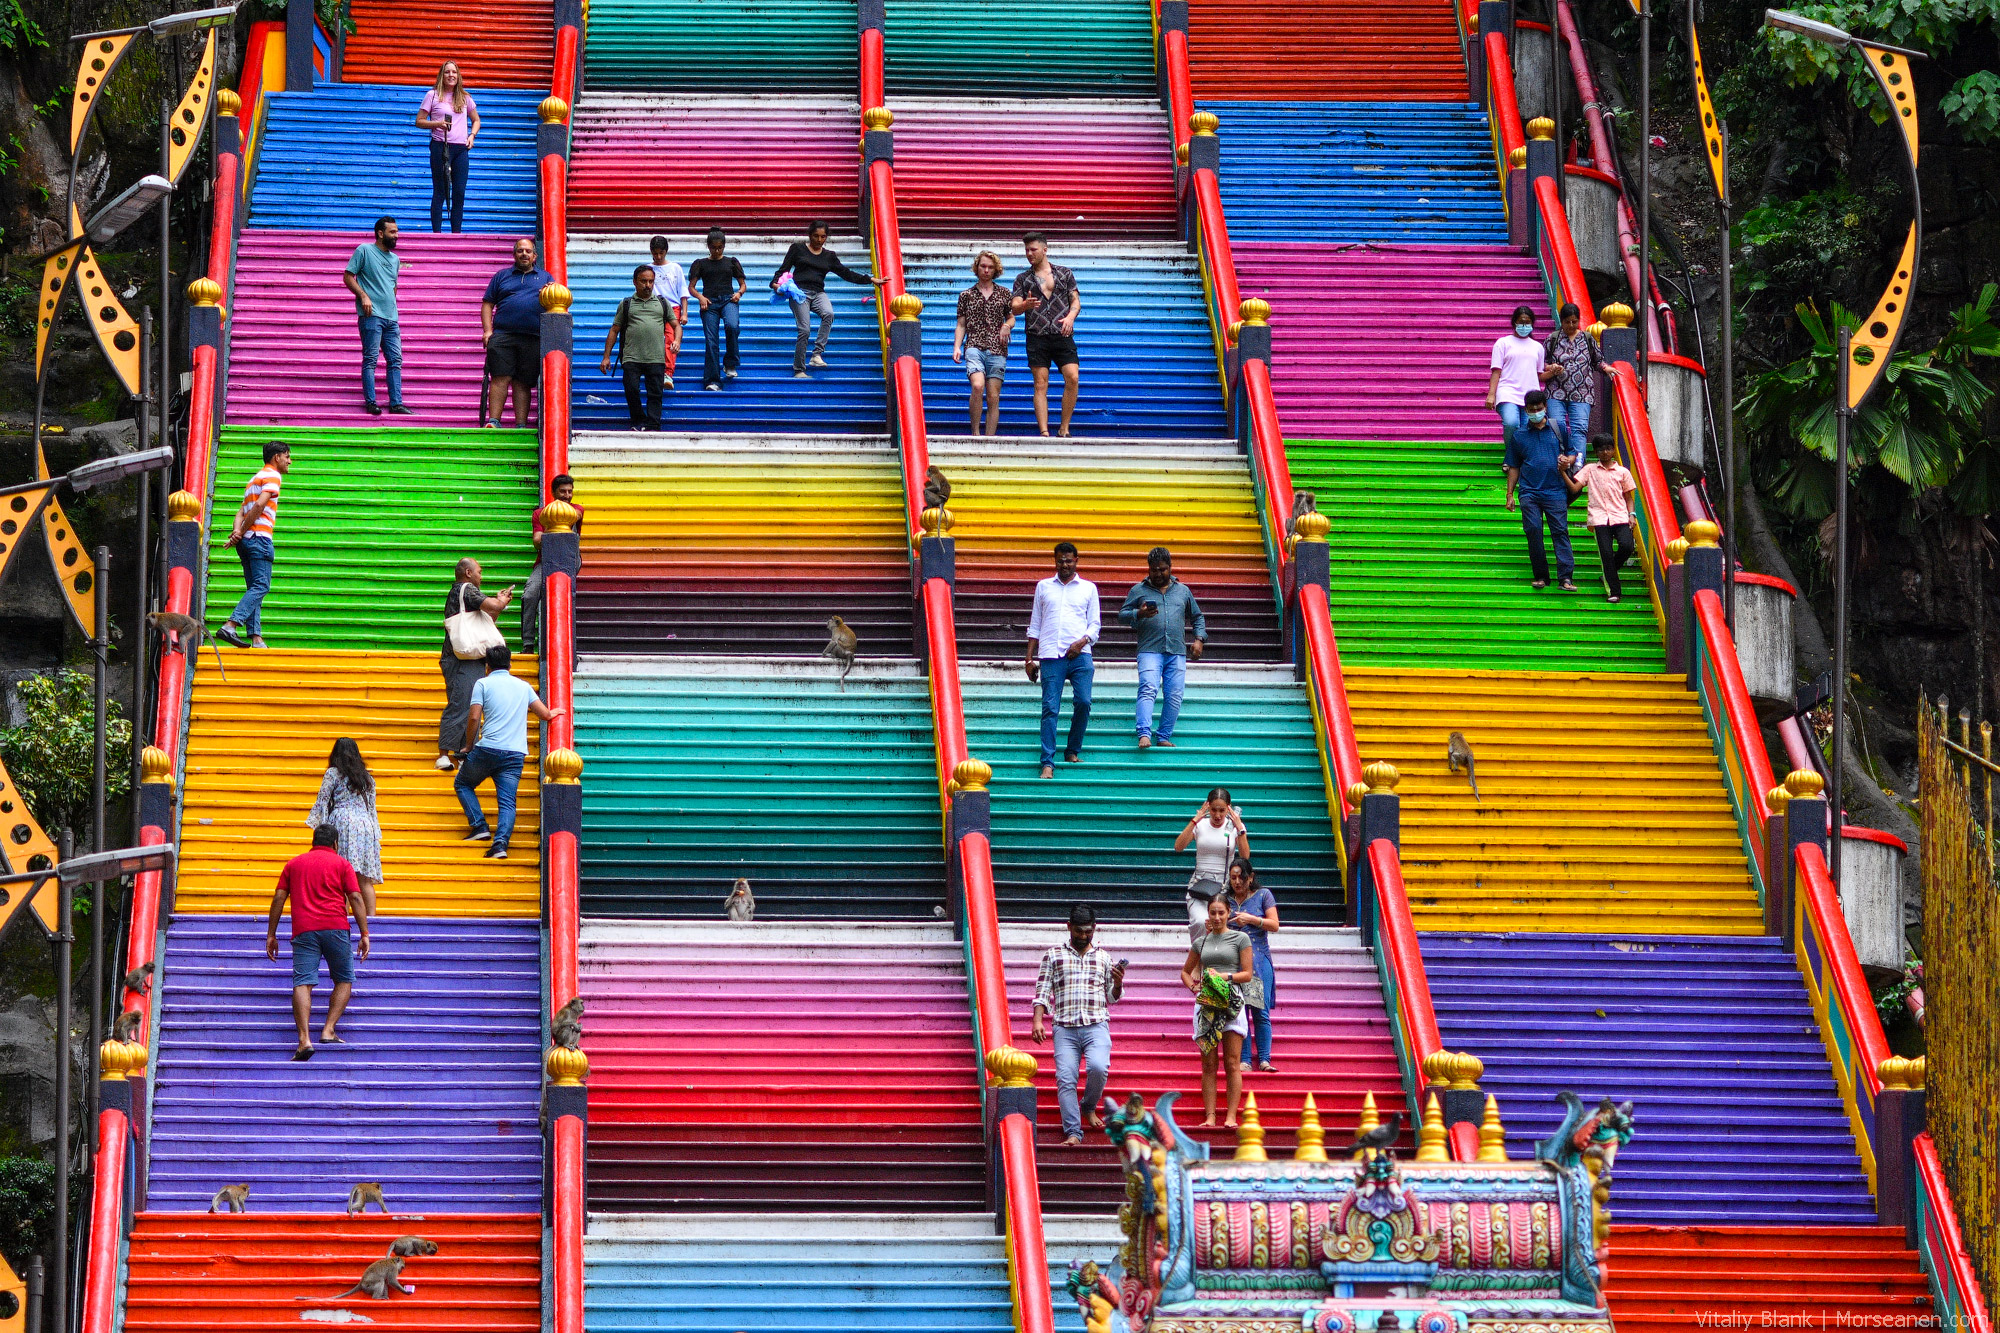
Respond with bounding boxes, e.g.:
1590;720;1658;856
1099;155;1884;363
576;667;947;919
1289;437;1666;673
207;427;541;651
584;0;858;90
883;0;1155;94
960;672;1344;924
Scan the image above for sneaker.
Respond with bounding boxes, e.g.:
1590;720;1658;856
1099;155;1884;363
363;402;383;416
251;636;268;649
725;369;738;380
1530;579;1549;591
793;370;810;379
1137;735;1152;749
809;354;828;368
215;623;249;647
663;377;676;390
482;421;498;429
1607;594;1622;603
484;844;509;860
386;404;414;415
705;383;722;391
462;828;492;843
1559;579;1579;592
435;754;455;771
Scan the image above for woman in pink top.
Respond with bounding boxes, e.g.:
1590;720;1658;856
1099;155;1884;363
1567;435;1639;602
1486;304;1562;452
415;61;480;234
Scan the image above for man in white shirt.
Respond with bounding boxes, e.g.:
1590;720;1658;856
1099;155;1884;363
1025;541;1100;779
646;235;690;390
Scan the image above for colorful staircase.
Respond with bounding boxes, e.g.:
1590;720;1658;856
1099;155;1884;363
1603;1226;1935;1330
1186;0;1469;100
341;0;554;87
883;0;1155;95
582;0;857;92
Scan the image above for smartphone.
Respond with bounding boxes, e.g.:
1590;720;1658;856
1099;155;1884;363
1116;958;1130;969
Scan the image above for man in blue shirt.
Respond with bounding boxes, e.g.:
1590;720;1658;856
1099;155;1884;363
1503;389;1580;591
455;643;563;858
481;237;553;429
1118;546;1207;749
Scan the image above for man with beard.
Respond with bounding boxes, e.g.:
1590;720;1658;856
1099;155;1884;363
344;216;412;415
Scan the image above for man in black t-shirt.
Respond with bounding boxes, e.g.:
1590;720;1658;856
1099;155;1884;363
687;228;748;390
1011;232;1084;437
771;220;887;377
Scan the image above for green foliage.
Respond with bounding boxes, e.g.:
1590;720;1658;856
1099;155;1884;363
252;0;356;37
1736;182;1899;301
0;0;45;57
1765;0;2000;123
0;670;132;840
0;1155;54;1277
1942;70;2000;143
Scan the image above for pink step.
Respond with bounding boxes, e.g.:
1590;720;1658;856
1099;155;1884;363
1232;242;1549;442
226;230;536;428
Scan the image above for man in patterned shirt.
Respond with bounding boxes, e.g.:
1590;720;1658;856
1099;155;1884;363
1011;232;1084;438
1032;903;1126;1146
218;441;292;648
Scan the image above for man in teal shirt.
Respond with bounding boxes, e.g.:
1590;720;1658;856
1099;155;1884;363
343;217;410;415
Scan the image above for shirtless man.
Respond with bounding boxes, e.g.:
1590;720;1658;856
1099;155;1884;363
1010;232;1083;438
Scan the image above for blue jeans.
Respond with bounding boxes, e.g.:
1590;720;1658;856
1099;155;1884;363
1518;488;1576;583
1039;652;1094;767
359;315;403;407
454;744;525;847
429;140;468;233
1249;952;1275;1066
1549;397;1590;459
1053;1022;1110;1139
1134;650;1186;741
229;535;274;634
700;301;740;385
1496;400;1524;452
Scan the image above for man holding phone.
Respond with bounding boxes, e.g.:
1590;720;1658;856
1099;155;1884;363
1032;903;1126;1147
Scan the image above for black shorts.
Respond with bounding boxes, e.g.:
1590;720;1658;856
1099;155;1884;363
486;329;542;385
1025;331;1079;370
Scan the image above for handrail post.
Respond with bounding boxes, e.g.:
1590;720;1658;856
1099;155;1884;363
1874;1057;1927;1235
1524;116;1558;251
1350;765;1399;945
1776;769;1826;948
1681;520;1724;691
544;1045;588;1333
1472;0;1510;108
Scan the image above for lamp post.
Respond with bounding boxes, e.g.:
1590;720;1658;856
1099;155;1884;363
1764;9;1926;886
1686;1;1734;625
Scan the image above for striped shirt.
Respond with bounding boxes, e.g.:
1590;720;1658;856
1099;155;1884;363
240;465;282;539
1034;941;1122;1028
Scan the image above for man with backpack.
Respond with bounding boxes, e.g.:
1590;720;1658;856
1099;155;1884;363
600;265;673;430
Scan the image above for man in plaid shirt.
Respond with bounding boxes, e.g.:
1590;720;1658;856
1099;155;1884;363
1032;904;1127;1146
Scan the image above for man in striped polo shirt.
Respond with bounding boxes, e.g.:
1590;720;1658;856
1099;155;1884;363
217;441;292;648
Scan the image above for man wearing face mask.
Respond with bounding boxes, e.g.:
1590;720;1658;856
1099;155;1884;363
1503;389;1579;592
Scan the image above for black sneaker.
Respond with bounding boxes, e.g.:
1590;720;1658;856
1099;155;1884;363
484;843;509;859
386;404;414;415
363;402;384;416
462;828;492;843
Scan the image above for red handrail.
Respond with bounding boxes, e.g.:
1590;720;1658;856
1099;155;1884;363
1484;30;1526;179
1794;842;1890;1098
1368;841;1469;1158
1164;28;1193;161
1694;587;1777;837
78;1107;128;1333
1914;1133;1996;1333
1534;176;1594;325
1190;167;1243;376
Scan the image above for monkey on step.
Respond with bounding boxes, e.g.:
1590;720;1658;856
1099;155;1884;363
208;1184;250;1214
346;1182;388;1216
823;616;857;689
299;1255;411;1302
725;877;755;922
1446;731;1479;802
147;611;228;682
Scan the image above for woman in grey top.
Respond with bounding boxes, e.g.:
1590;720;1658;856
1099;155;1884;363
439;558;512;769
307;737;383;917
1181;895;1257;1128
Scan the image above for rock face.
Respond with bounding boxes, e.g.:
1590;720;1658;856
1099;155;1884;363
1851;506;1998;736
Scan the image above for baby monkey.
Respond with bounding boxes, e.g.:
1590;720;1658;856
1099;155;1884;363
208;1183;250;1214
147;610;228;682
346;1181;388;1216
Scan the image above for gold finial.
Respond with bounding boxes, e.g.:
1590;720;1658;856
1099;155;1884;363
1363;761;1400;795
890;292;923;321
1294;1093;1327;1162
1508;146;1527;169
920;505;955;538
1292;510;1331;544
1233;1092;1268;1161
983;1044;1037;1088
1227;319;1244;345
1908;1055;1926;1088
1344;780;1369;809
542;748;584;785
1416;1093;1449;1162
1190;110;1219;137
953;758;993;793
1767;783;1792;811
1476;1094;1508;1162
1238;297;1271;327
1175;142;1189;164
539;95;570;125
1421;1050;1455;1088
538;498;580;534
186;276;223;307
215;88;241;118
1448;1052;1484;1091
1586;321;1607;340
545;1045;589;1086
539;283;573;313
1352;1091;1379;1159
862;105;894;130
140;746;174;787
1685;519;1721;548
100;1039;131;1080
1877;1055;1912;1090
1526;116;1555;141
1783;769;1825;800
167;489;204;522
1601;302;1635;329
1665;537;1690;566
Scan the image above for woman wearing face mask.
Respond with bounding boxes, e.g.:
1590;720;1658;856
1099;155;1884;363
1544;302;1602;460
1486;305;1561;452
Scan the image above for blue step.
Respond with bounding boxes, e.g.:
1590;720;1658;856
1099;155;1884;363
1421;932;1881;1226
568;235;887;433
904;242;1229;439
250;84;541;233
1201;101;1509;244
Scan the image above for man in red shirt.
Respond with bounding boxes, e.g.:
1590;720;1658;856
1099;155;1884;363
266;825;371;1060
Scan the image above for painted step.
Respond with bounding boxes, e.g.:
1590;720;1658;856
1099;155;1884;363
148;916;543;1212
1187;0;1469;101
903;241;1228;439
890;97;1177;240
963;664;1343;922
569;433;911;654
576;659;946;917
207;427;539;649
568;235;885;434
340;0;554;88
1235;243;1549;444
569;95;859;234
1604;1225;1935;1331
1345;667;1761;933
1425;934;1878;1224
581;922;985;1210
929;439;1281;661
584;0;856;91
1202;101;1507;243
176;650;543;916
883;0;1154;95
226;231;537;429
1292;436;1666;671
1002;925;1406;1210
251;85;540;232
123;1212;542;1329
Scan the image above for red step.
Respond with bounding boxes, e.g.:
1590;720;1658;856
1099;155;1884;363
1605;1225;1937;1332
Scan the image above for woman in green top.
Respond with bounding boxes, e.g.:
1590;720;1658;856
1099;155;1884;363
1182;895;1256;1128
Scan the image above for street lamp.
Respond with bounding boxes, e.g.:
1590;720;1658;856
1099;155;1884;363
1763;9;1926;886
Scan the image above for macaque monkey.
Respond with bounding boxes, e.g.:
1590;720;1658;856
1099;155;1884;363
300;1255;410;1301
147;610;228;682
113;1010;144;1042
923;465;952;512
122;961;155;995
345;1181;388;1216
208;1184;250;1213
726;878;755;922
1446;731;1479;802
823;616;857;689
1285;490;1318;541
388;1236;439;1258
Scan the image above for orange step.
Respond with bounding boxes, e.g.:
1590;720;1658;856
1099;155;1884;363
1606;1225;1937;1332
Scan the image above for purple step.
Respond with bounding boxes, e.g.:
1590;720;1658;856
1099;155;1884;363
146;915;543;1212
1232;242;1548;443
226;230;530;428
1423;932;1880;1227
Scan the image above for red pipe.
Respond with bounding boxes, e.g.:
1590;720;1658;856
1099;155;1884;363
550;24;579;108
1163;28;1193;156
1000;1114;1056;1333
1238;357;1295;581
1694;587;1777;831
1190;169;1240;349
1793;842;1890;1097
1295;583;1363;805
78;1108;128;1333
541;156;568;286
553;1116;585;1333
1485;31;1527;165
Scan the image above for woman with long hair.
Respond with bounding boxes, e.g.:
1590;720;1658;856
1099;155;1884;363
1181;895;1255;1128
1173;787;1250;944
307;737;384;916
415;61;480;233
1226;859;1280;1072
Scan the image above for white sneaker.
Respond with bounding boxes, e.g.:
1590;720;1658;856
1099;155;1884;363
435;754;454;770
663;377;676;390
794;371;810;379
705;383;722;391
809;354;828;368
725;369;738;380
